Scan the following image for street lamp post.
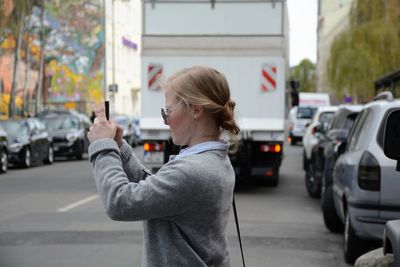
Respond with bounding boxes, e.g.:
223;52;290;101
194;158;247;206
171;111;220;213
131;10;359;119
109;0;117;115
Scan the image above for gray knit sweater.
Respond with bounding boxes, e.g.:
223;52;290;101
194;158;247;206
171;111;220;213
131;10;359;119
88;138;235;267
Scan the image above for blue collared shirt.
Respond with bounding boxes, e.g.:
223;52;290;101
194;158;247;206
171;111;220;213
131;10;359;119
174;141;229;160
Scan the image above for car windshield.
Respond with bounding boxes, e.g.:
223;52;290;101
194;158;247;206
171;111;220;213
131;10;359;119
44;117;79;130
297;107;317;119
0;121;29;138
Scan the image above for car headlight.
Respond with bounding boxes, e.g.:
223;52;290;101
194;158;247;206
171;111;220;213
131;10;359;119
66;132;79;143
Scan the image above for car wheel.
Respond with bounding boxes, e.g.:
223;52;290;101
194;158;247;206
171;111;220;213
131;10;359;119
22;147;31;168
321;185;344;233
344;210;366;264
305;162;321;198
0;150;8;173
75;141;83;160
44;145;54;164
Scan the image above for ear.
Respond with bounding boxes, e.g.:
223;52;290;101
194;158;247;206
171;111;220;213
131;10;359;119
192;105;203;119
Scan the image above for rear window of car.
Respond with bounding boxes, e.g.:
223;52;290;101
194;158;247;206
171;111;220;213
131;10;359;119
377;108;400;150
347;109;371;152
297;107;317;119
319;112;335;125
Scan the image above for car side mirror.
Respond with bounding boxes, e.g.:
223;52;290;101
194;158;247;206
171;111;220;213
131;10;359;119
314;123;327;134
383;109;400;171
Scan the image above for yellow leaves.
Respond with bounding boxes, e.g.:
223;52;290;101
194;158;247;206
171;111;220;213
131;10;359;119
64;102;76;109
0;93;24;119
1;35;16;50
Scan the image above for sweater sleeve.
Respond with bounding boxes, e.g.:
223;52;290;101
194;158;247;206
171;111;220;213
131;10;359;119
88;139;198;221
118;139;151;182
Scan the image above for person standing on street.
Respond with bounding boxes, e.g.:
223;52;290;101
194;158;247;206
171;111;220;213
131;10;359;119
87;65;240;267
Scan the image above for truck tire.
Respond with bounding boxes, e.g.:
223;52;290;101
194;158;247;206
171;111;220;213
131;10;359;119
321;185;343;233
270;167;279;187
305;162;321;198
290;138;297;146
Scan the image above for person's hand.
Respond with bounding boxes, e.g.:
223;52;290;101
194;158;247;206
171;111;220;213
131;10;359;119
87;117;117;143
114;123;124;147
88;103;116;143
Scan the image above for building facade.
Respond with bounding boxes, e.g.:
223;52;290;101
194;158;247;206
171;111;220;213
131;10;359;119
317;0;353;95
105;0;141;116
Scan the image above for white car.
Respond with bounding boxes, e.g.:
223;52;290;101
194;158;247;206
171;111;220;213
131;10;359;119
302;106;338;170
288;106;317;145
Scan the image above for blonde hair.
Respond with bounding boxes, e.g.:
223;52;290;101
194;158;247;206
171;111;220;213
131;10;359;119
164;65;240;152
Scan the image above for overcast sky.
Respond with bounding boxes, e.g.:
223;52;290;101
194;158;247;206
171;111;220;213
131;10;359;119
287;0;318;67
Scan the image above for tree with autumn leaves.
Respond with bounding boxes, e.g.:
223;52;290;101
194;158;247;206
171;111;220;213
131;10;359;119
327;0;400;103
0;0;44;118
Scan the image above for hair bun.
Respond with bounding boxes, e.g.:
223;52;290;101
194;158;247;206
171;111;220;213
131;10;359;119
224;100;235;111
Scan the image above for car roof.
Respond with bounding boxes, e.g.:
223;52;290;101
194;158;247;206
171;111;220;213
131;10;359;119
363;99;400;111
315;106;339;113
336;104;364;112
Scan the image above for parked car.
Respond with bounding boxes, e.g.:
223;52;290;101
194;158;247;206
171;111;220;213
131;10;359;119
0;118;54;167
113;115;138;146
288;105;318;145
42;114;91;160
330;97;400;264
36;108;82;118
0;124;8;173
302;105;338;171
305;104;363;198
318;105;363;234
352;107;400;267
131;117;141;144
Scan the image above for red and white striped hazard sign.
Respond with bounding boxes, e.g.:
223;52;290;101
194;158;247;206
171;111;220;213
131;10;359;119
148;63;163;91
261;63;277;92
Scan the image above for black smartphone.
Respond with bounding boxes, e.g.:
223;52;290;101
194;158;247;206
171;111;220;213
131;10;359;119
105;101;109;121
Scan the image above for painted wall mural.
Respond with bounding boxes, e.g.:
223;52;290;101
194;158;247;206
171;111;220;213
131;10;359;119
44;0;104;105
0;0;105;116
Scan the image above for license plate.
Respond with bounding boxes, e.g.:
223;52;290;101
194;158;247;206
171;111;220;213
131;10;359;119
143;151;164;164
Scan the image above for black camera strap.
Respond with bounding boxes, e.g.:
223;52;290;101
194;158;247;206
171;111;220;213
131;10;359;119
232;196;246;267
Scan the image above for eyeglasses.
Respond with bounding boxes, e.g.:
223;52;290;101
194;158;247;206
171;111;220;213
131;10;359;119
161;100;182;124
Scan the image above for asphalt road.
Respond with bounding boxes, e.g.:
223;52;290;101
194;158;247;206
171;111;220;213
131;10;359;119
0;144;351;267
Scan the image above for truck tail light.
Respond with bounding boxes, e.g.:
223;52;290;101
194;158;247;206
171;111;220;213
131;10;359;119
144;142;164;152
358;151;380;191
259;144;282;153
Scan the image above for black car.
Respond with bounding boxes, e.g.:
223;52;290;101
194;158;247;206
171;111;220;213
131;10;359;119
305;105;363;199
43;114;91;159
0;118;54;168
0;124;8;173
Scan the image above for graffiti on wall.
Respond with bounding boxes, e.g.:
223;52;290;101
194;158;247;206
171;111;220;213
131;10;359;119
44;0;104;106
0;0;105;116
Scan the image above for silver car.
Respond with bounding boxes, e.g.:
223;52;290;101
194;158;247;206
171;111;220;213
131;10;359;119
332;97;400;264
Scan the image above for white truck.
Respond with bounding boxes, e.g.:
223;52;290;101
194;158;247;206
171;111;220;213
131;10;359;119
288;92;331;145
140;0;289;185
